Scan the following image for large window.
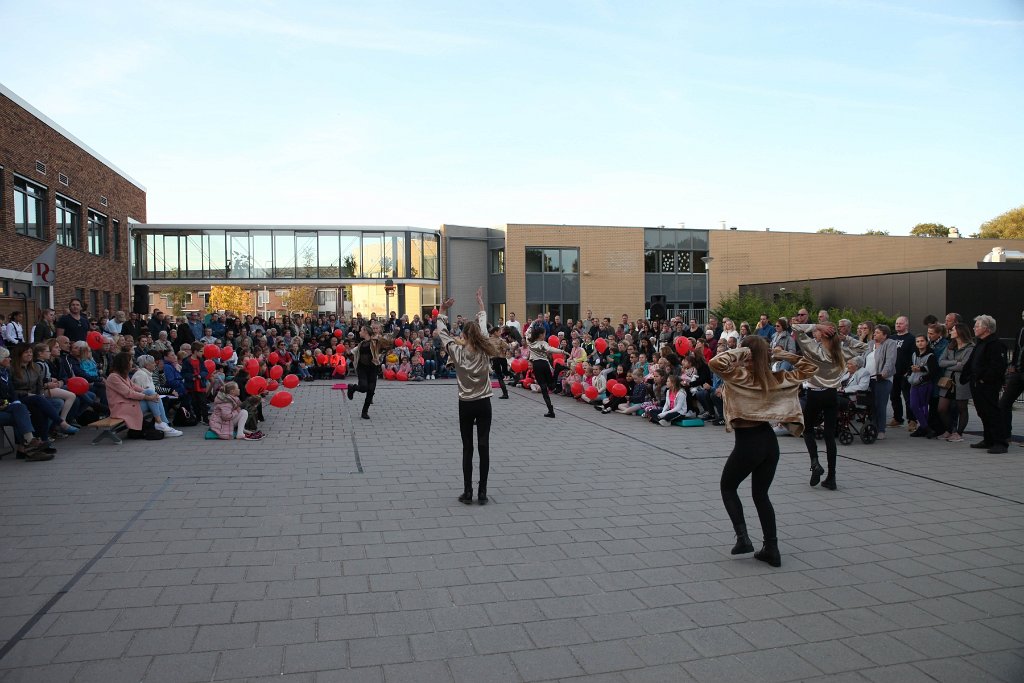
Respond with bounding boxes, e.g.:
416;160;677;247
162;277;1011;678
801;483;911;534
87;210;107;255
112;219;121;260
340;232;360;277
296;232;317;277
525;248;578;273
422;234;439;279
490;249;504;274
14;177;46;238
228;231;249;278
251;231;272;278
55;195;80;248
318;231;340;277
274;232;295;278
525;247;580;321
645;248;707;274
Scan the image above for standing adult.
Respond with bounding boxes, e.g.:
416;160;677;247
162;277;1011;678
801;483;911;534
438;288;501;504
965;315;1009;454
346;324;392;419
999;309;1024;440
709;336;817;567
31;309;57;343
866;324;898;440
937;322;974;442
56;299;89;345
3;311;26;346
527;324;562;418
793;323;858;490
889;316;917;431
488;325;510;400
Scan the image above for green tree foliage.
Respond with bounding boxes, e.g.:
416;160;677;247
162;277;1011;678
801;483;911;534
817;227;845;234
282;286;317;314
712;287;895;332
979;205;1024;239
863;229;889;236
910;223;950;237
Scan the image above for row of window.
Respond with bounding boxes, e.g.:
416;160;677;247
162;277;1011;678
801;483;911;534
11;174;121;258
644;249;709;274
71;288;123;316
134;230;440;281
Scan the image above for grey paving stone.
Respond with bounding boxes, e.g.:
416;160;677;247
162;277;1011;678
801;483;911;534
284;641;349;673
214;645;284;679
143;652;219;683
448;653;522;683
510;647;585;681
348;635;413;667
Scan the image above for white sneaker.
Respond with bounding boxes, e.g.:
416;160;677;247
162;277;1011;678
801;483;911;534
165;428;183;437
683;411;696;418
876;432;886;440
659;419;672;427
155;422;171;432
773;425;789;436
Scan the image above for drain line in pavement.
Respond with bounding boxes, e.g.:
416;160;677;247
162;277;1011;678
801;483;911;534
0;476;174;661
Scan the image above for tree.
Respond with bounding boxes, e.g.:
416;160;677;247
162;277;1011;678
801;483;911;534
864;229;889;236
910;223;950;237
979;205;1024;239
713;288;895;331
164;268;189;315
817;228;845;234
282;286;317;314
209;285;252;316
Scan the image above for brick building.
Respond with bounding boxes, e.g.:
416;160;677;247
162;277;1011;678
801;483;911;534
0;82;146;323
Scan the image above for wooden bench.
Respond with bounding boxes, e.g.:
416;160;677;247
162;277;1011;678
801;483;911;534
87;417;127;445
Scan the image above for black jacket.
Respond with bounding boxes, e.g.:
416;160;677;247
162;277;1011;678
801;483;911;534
964;334;1007;389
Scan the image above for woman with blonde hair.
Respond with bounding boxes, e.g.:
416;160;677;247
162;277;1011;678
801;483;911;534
438;288;503;504
710;336;817;567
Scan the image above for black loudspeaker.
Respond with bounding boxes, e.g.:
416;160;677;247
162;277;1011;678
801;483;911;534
133;285;150;315
649;295;667;322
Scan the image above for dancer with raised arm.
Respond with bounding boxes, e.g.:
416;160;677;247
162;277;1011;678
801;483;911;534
346;323;393;419
526;324;561;418
709;336;817;567
438;288;503;504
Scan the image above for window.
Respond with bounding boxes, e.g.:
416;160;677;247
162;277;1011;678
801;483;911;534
115;293;122;311
14;177;46;238
104;291;112;313
0;280;7;297
644;250;658;273
148;293;154;306
422;235;439;279
90;290;99;316
199;292;211;307
87;210;107;255
112;220;120;260
490;249;504;274
75;288;85;303
55;195;80;248
526;247;577;273
258;290;270;305
184;292;193;306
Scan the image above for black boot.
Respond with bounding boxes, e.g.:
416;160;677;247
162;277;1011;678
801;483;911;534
458;489;473;504
731;524;754;554
346;385;355;400
754;540;781;567
360;413;370;420
477;487;488;505
821;474;837;490
809;459;824;487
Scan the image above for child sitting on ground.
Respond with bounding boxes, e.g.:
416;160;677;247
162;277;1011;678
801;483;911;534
210;381;263;441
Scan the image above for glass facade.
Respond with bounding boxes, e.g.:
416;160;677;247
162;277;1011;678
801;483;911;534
133;228;440;282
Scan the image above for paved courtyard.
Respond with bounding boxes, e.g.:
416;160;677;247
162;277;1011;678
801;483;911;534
1;380;1022;682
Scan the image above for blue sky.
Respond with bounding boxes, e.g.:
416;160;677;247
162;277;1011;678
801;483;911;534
2;0;1022;234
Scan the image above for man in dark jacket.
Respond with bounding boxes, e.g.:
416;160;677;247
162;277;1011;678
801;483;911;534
965;315;1009;454
998;309;1024;443
889;316;917;429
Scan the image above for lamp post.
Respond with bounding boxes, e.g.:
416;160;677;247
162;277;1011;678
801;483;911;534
384;278;395;321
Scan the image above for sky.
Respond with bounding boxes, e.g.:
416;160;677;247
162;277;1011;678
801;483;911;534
1;0;1022;235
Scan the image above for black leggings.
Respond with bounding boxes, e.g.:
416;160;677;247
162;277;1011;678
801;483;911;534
491;358;508;397
459;398;492;491
803;388;837;473
352;364;377;415
532;360;554;414
721;423;779;541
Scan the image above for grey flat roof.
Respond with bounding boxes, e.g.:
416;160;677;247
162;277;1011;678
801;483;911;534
0;81;146;192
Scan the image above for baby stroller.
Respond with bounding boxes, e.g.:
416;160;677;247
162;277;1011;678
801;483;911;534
831;389;877;445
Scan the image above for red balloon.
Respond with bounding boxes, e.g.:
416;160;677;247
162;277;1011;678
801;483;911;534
203;344;220;359
245;377;266;395
674;336;692;355
521;377;533;388
595;338;608;354
317;354;329;365
547;335;559;347
204;359;216;373
269;365;283;380
220;346;234;361
396;371;409;381
431;308;439;317
270;391;293;408
511;358;527;373
552;353;565;367
584;386;599;400
282;374;300;389
87;331;104;351
575;363;585;376
334;329;343;338
245;359;260;376
394;338;404;347
267;380;279;391
268;352;280;365
67;376;89;396
571;382;584;397
335;358;347;373
611;383;628;398
606;379;619;393
384;369;396;380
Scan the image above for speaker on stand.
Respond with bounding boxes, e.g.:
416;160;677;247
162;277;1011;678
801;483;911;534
133;284;150;315
648;295;667;322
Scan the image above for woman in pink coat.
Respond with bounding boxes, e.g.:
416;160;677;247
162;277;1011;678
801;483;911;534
209;381;262;440
106;352;159;431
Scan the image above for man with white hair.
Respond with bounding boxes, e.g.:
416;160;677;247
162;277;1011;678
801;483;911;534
966;315;1008;454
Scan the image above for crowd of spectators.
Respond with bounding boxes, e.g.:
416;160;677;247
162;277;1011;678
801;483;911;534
1;300;1021;461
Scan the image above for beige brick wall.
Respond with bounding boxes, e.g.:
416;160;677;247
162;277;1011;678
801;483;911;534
504;224;646;321
708;231;1024;308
